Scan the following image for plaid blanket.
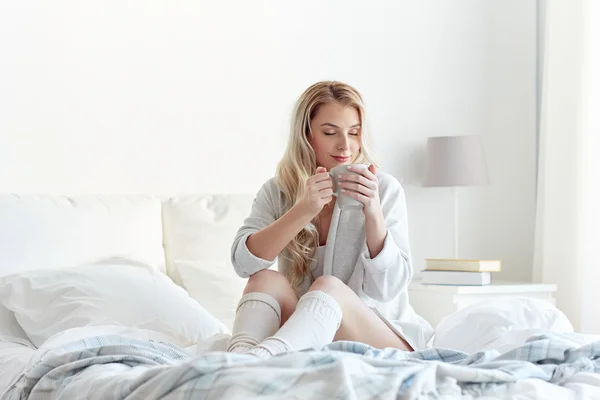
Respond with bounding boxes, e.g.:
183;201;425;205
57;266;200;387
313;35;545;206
3;334;600;400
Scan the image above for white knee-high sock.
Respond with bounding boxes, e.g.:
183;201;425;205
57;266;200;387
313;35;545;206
246;290;342;359
226;292;282;353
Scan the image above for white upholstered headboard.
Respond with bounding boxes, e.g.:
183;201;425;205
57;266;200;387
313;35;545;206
0;194;256;283
162;194;255;285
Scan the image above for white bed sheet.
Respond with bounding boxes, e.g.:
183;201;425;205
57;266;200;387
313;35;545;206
0;338;35;395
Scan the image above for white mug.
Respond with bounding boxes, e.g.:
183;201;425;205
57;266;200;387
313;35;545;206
328;164;364;210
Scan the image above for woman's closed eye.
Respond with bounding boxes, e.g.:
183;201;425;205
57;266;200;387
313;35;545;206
324;131;360;136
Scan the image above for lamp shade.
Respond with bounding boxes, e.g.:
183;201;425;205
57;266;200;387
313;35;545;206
423;135;490;187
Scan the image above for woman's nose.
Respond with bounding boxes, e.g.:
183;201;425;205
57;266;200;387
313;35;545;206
337;136;350;150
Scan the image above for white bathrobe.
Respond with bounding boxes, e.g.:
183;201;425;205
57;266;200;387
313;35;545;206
231;171;433;350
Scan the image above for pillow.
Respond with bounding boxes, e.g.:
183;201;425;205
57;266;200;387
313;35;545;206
176;260;248;331
162;194;257;285
0;304;32;347
0;259;228;347
433;297;574;353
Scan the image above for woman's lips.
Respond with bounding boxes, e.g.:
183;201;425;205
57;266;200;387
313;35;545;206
331;155;350;162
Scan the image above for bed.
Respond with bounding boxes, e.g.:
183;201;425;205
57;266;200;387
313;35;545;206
1;194;600;399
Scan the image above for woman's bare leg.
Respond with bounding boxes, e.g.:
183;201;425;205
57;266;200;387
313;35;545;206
237;273;412;357
309;276;413;351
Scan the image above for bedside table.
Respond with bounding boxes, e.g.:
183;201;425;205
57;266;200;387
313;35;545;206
408;281;558;328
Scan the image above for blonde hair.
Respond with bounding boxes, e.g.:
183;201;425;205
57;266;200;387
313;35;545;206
275;81;379;293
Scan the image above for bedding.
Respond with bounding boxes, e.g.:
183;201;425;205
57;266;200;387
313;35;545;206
433;297;575;353
2;193;600;398
3;332;600;399
0;259;228;348
176;259;248;331
0;305;29;346
162;194;256;285
0;325;232;395
0;339;34;395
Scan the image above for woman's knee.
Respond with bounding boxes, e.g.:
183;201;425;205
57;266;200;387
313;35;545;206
309;275;350;299
244;269;297;322
246;269;285;290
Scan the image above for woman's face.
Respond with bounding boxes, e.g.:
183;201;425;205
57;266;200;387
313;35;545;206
309;102;362;171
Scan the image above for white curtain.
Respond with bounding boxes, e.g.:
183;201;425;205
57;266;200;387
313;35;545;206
534;0;600;333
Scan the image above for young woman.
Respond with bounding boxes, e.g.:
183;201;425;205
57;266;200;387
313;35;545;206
228;81;433;358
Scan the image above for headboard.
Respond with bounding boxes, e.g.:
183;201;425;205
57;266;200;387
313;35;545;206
0;193;256;283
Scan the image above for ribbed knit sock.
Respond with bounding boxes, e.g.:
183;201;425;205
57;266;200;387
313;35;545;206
246;290;342;359
226;292;281;354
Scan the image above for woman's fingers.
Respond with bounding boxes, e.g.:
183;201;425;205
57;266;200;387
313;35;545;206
340;181;371;196
338;173;376;190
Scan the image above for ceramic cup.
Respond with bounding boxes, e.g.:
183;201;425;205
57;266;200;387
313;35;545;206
328;164;364;210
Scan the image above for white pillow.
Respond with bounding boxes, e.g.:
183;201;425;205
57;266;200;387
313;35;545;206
433;297;574;353
0;304;31;347
162;194;256;285
0;259;228;347
176;260;248;331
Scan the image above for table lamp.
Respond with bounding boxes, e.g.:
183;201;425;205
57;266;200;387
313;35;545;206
422;135;490;258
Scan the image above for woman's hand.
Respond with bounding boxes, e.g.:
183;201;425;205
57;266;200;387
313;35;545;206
339;164;387;258
297;166;334;218
338;164;382;217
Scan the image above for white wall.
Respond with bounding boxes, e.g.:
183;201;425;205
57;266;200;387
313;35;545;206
0;0;537;280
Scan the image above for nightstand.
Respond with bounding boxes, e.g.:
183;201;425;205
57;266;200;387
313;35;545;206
408;281;558;328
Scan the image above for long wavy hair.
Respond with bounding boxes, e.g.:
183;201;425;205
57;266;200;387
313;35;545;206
275;81;379;293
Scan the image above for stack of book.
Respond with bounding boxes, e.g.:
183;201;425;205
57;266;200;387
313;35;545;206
420;258;502;286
